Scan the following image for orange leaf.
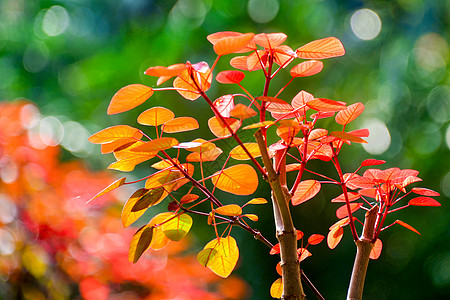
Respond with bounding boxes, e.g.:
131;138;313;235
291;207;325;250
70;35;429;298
331;192;361;203
408;196;441;207
411;188;440;197
242;120;274;130
230;55;250;71
242;214;259;222
394;220;421;235
335;102;365;125
292;180;321;205
245;198;268;205
256;96;287;104
370;239;382;260
122;188;165;227
180;194;199;204
108;155;154;172
291;90;314;109
207;31;242;44
216;70;245;84
128;225;154;263
173;63;211;100
247;50;268;71
229;103;257;119
253;32;287;49
270;243;280;255
215;204;243;216
137;107;175;126
107;84;154;115
162;117;199;133
309;128;328;140
307;234;325;245
100;139;138;154
290;60;323;77
296;37;345;59
132;137;179;153
336;203;363;219
229;143;262;160
208;116;240;138
297;248;312;262
213;33;255;56
327;226;344;249
329;131;367;144
186;147;223;162
87;177;126;203
89;125;141;144
211;164;258;195
307;98;347;112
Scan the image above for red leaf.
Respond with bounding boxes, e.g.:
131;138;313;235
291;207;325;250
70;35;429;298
216;70;245;84
394;220;421;235
307;98;347;112
408;197;441;207
335;102;365;125
290;60;323;77
331;192;361;203
361;159;386;167
336;203;363;219
348;128;370;137
308;234;325;245
296;37;345;59
270;243;280;255
411;188;440;197
292;180;321;205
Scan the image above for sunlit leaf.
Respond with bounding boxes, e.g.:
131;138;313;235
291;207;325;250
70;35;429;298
214;33;255;56
87;177;126;203
215;204;243;216
208;116;240;138
211;164;258;195
309;128;328;140
132;137;179;153
308;234;325;245
346;174;374;189
256;96;287;104
230;143;262;160
329;131;367;144
254;32;287;49
151;158;179;170
230;55;250;71
270;278;283;299
273;45;296;66
291;90;314;110
101;139;138;154
216;70;245;84
292;180;321;205
162;213;193;242
307;98;346;112
180;194;199;204
89;125;141;144
230;103;257;119
186;147;223;162
331;192;361;203
122;187;165;227
242;120;274;130
214;95;235;118
242;214;259;221
393;220;421;235
327;226;344;249
348;128;370;137
108;155;154;172
411;188;440;197
361;159;386;167
297;248;312;262
107;84;154;115
149;212;174;250
296;37;345;59
245;198;268;205
162;117;199;133
197;236;239;278
290;60;323;77
137;107;175;126
270;243;280;255
402;176;423;187
144;63;186;84
335;102;365;125
336;203;363;219
247;50;268;70
129;225;154;263
276;263;282;276
408;196;441;207
173;65;211;100
145;169;182;190
370;239;382;260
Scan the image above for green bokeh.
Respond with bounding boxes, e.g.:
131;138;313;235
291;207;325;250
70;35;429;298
1;0;448;299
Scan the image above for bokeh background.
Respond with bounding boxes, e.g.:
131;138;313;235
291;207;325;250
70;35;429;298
0;0;448;299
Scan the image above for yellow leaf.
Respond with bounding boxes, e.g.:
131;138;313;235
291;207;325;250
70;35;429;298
87;177;126;203
162;213;193;242
132;137;179;153
215;204;242;216
270;278;283;298
129;225;154;263
242;121;274;130
121;188;165;227
137;106;175;126
230;143;262;160
149;212;173;250
107;84;154;115
162;117;199;133
197;236;239;278
186;147;223;162
245;198;268;205
242;214;259;222
211;164;258;195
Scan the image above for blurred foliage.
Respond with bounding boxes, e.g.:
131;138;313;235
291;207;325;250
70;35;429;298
0;0;448;299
